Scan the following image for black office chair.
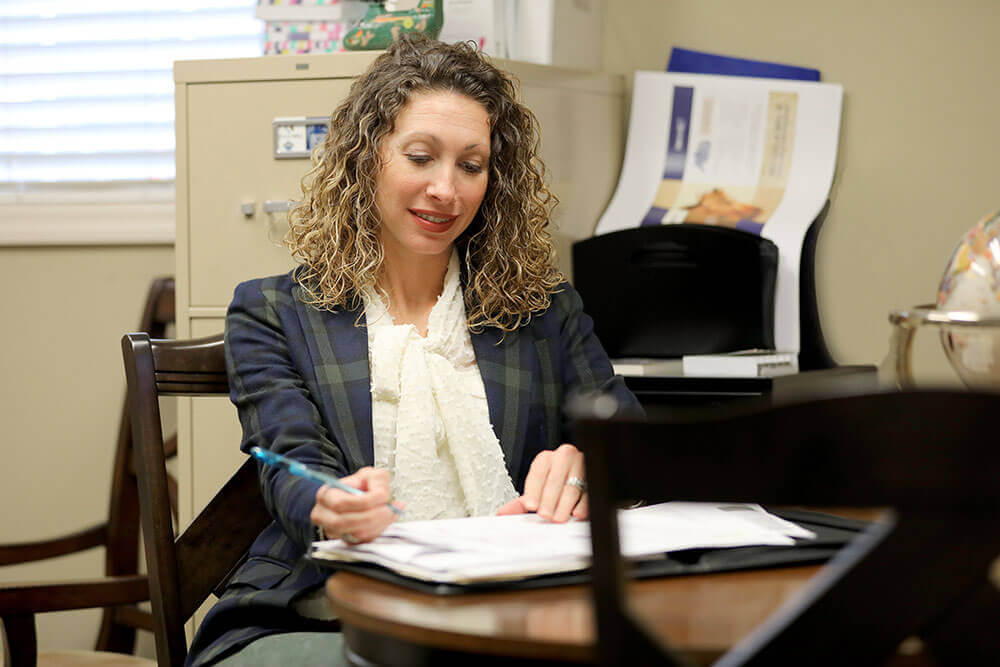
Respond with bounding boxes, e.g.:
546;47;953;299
576;390;1000;666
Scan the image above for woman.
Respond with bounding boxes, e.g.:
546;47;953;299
194;35;640;666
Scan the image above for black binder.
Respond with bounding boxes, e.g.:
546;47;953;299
308;509;868;596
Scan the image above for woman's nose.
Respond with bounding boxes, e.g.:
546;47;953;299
425;167;456;202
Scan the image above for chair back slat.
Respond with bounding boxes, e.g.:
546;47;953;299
155;379;231;395
123;331;270;667
176;458;270;619
150;337;228;374
154;371;227;384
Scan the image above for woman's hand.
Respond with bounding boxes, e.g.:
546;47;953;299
496;444;587;523
309;467;402;544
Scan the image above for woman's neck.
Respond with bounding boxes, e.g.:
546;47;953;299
377;248;451;336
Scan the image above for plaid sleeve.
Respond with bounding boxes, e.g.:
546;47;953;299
224;278;347;551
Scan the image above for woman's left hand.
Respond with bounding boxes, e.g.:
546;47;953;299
496;443;587;522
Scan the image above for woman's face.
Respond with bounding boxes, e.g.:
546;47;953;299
374;90;491;264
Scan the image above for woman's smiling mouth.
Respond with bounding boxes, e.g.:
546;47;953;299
410;209;458;228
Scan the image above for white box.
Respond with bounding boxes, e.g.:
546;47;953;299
439;0;508;55
440;0;602;70
513;0;601;70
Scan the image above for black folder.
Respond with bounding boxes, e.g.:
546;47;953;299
308;508;869;596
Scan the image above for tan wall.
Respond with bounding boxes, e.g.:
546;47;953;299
0;246;173;661
603;0;998;381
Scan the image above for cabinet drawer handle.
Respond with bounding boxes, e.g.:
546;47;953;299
263;200;296;214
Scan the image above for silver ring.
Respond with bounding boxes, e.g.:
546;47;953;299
341;532;360;545
566;476;587;493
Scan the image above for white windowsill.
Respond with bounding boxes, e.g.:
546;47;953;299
0;181;176;246
0;202;175;246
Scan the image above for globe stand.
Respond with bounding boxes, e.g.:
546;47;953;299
888;305;1000;389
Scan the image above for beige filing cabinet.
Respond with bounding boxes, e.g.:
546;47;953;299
173;53;625;533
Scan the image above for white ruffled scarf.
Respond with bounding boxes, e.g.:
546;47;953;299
363;251;517;521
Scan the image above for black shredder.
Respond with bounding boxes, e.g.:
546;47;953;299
572;223;779;359
573;210;837;371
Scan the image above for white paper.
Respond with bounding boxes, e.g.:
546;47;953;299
311;502;816;584
596;72;843;354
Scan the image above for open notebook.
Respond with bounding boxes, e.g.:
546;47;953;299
309;502;818;586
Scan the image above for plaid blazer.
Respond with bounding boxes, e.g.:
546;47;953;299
187;271;640;666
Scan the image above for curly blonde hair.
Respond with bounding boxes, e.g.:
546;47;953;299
286;34;562;332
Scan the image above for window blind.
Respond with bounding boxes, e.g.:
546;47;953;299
0;0;263;239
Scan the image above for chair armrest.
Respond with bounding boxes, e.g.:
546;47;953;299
0;575;148;615
0;524;107;566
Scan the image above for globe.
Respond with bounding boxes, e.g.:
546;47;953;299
937;210;1000;388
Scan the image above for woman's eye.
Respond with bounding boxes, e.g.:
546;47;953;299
461;162;484;174
405;154;431;165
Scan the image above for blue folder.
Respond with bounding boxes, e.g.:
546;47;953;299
667;46;820;81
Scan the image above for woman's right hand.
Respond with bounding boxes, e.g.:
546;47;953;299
309;467;402;544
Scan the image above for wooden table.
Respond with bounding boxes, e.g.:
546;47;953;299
326;561;827;666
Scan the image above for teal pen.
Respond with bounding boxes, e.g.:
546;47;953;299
250;446;404;516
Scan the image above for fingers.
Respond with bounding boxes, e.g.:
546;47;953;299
523;444;587;523
342;466;393;502
548;447;586;523
521;450;551;512
570;492;588;520
310;466;399;543
496;497;528;515
537;444;575;520
310;500;395;543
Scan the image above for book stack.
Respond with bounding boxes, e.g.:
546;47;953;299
612;351;798;378
681;350;797;378
610;358;683;377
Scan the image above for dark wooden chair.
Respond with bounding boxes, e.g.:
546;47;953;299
0;277;177;667
121;332;272;667
576;390;1000;666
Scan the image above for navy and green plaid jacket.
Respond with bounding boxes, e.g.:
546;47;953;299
188;271;640;666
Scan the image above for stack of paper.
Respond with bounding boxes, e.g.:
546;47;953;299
310;502;815;584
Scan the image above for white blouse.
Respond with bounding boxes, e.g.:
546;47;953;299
362;250;517;521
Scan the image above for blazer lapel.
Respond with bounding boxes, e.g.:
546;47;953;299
298;297;374;469
471;328;533;479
